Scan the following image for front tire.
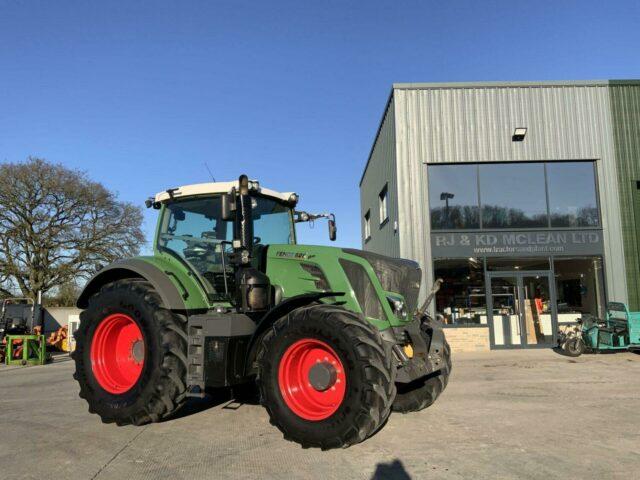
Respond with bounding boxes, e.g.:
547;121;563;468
257;304;396;449
72;279;188;425
563;337;585;357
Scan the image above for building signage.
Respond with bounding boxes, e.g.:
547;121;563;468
430;230;604;258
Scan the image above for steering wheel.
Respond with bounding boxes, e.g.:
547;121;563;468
254;236;262;244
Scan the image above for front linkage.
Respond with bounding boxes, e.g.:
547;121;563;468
386;279;451;413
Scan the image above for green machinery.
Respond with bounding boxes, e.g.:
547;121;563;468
72;175;451;449
1;298;45;365
559;302;640;356
4;334;46;366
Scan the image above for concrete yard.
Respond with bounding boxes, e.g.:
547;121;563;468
1;349;639;480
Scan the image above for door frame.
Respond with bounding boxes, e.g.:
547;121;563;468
486;270;558;349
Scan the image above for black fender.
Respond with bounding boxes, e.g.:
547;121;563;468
243;291;344;376
76;259;187;311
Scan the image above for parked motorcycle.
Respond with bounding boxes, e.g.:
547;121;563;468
557;318;586;357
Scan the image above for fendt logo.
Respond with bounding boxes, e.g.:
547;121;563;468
275;251;315;260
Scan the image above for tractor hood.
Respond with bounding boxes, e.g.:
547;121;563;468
265;244;422;328
342;249;422;314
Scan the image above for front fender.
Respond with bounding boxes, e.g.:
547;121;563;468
76;258;204;311
243;291;344;376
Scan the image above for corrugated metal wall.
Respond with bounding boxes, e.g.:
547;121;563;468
391;83;627;304
610;84;640;310
360;96;401;257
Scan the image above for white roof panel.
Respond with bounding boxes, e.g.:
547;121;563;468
154;181;294;203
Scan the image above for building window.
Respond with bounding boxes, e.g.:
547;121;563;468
433;258;487;327
547;162;599;227
379;185;388;225
364;210;371;242
553;257;605;320
428;164;480;229
427;161;600;230
479;162;548;228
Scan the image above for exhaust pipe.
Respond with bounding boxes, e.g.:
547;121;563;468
236;174;254;255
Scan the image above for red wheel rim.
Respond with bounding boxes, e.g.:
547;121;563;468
278;338;346;421
90;313;145;394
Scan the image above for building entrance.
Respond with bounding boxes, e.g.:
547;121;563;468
487;271;557;348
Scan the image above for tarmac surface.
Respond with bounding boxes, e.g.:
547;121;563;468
1;349;639;479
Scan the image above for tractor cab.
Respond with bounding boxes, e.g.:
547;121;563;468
154;186;295;301
149;178;336;304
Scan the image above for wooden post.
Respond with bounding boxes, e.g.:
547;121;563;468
524;299;537;344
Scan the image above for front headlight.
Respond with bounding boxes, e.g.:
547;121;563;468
387;296;407;320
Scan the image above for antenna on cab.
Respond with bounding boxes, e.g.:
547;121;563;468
204;162;216;182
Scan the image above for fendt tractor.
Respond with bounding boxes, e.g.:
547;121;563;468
72;175;451;449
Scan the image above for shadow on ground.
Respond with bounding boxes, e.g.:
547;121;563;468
371;459;411;480
163;382;262;422
551;346;636;358
163;389;232;421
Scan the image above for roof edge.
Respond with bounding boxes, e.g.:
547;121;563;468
359;88;395;187
360;79;640;187
608;79;640;86
392;79;640;90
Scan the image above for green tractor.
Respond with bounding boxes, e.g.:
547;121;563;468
72;175;451;449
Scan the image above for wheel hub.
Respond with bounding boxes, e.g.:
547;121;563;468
278;338;347;421
131;340;145;363
90;313;145;394
308;361;337;391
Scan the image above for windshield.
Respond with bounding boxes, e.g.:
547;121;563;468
251;196;296;245
156;195;295;297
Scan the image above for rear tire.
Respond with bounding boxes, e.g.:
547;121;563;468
257;304;396;449
392;325;451;413
72;279;188;425
563;337;585;357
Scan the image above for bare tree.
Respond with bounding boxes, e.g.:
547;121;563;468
0;157;145;301
45;281;81;307
0;270;16;298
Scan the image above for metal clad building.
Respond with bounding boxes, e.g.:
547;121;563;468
360;80;640;352
360;97;401;257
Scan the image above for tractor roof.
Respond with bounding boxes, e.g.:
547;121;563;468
154;181;296;204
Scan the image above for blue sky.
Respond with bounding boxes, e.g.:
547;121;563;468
1;0;639;251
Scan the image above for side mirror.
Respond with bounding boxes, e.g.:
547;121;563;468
220;191;235;221
328;214;337;241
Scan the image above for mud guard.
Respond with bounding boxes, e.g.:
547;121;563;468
243;291;344;376
76;259;187;311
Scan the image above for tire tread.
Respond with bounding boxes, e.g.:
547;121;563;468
257;304;396;449
73;279;188;425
